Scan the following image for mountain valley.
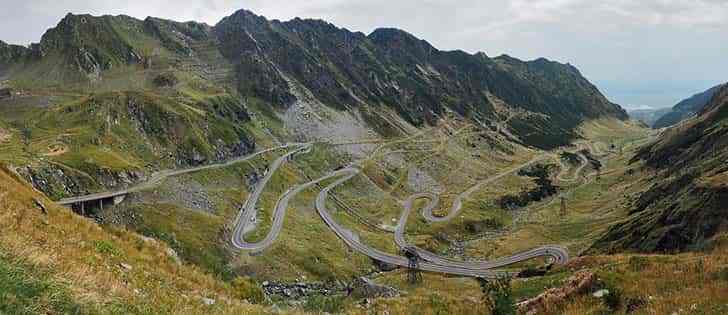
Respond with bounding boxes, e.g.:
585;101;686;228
0;7;727;315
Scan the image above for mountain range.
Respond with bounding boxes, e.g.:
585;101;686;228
652;84;724;128
1;10;626;150
629;84;724;128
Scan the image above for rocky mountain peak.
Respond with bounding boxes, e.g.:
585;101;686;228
368;28;436;58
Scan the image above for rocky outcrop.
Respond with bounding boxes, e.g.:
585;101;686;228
516;271;596;314
348;277;400;299
262;280;347;300
17;163;144;201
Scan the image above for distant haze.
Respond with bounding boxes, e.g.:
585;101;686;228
1;0;726;109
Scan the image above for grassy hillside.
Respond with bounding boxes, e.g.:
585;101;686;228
0;165;269;314
592;84;728;252
0;89;256;200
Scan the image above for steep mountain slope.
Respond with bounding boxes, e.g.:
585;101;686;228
592;84;728;252
653;84;724;128
0;165;267;313
2;10;626;150
0;40;29;68
213;10;626;148
628;107;671;127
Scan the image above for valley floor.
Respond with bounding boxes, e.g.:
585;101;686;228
2;116;727;314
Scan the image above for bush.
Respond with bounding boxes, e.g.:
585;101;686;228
498;164;558;210
479;277;515;315
93;240;120;256
230;277;265;304
602;286;622;311
152;72;178;88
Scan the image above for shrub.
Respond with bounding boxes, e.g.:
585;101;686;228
152;72;179;88
93;240;120;256
602;285;622;311
479;277;515;315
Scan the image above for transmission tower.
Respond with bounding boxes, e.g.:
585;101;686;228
560;195;567;217
403;247;422;284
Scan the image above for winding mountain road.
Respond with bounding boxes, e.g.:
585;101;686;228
395;193;568;270
58;143;305;205
229;144;570;278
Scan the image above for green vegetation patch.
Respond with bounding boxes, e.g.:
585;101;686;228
0;252;86;315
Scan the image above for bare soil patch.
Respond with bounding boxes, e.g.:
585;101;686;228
0;128;10;142
43;143;68;156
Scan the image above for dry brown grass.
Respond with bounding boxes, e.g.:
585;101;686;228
545;242;728;314
349;272;488;315
0;165;270;314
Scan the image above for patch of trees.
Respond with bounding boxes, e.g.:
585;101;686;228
464;218;504;233
152;72;179;88
560;151;581;165
498;164;559;210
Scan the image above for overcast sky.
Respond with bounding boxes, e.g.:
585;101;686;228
1;0;726;109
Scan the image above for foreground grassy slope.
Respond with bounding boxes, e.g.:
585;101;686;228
0;252;85;314
0;165;269;314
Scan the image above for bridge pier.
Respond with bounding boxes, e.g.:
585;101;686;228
403;247;422;284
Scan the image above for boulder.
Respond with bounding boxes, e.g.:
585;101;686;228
0;88;11;99
372;258;398;272
349;277;399;299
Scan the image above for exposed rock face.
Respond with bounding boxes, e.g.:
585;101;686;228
516;271;597;314
212;10;626;149
592;84;728;252
38;14;142;74
17;163;144;200
263;280;346;300
0;40;29;69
